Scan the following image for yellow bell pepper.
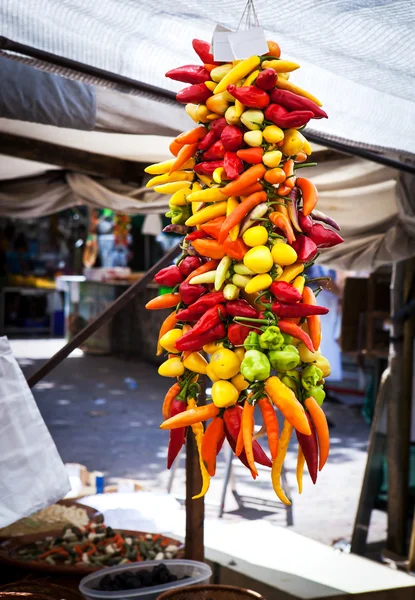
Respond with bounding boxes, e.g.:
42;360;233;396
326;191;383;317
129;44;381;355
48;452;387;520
281;128;306;157
154;181;192;194
231;372;249;392
183;352;208;374
244;273;273;294
262;59;300;73
275;77;323;107
158;357;185;378
211;380;239;408
262;150;282;168
292;275;305;296
278;262;305;283
210;348;241;380
206;92;230;115
215;255;232;291
185;201;227;226
213;167;226;184
226;196;240;240
187;398;211;499
263;125;284;144
169;188;192;206
159;329;183;353
223;283;239;300
243;246;273;274
210;63;233;82
145;158;195;175
187;188;228;203
240;109;264;130
244;130;263;147
243;225;268;247
214;55;261;94
271;243;298;266
244;69;260;86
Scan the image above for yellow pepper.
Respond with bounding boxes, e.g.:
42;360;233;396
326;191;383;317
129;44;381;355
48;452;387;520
169;188;192;206
262;59;300;73
262;150;282;168
159;329;183;353
187;188;228;203
281;128;306;156
263;125;284;144
214;55;261;94
146;171;193;188
240;109;264;130
244;130;263;147
223;283;239;300
243;246;273;274
231;373;249;391
211;380;239;408
244;273;273;294
275;77;323;107
183;352;208;374
206;113;222;121
203;341;224;355
185;202;227;226
206;92;230;115
271;420;293;505
225;105;241;125
278;262;305;282
271;243;298;266
187;398;211;499
242;225;268;247
296;446;305;494
145;158;195;175
232;273;252;288
292;275;305;296
210;348;241;380
244;69;260;86
196;174;214;188
210;63;233;82
314;355;331;377
234;262;255;275
213;167;226;184
226;196;240;240
189;270;217;284
234;347;245;362
206;363;220;382
154;181;192;194
185;103;210;123
303;138;313;155
215;255;232;291
158;357;185;378
298;343;321;362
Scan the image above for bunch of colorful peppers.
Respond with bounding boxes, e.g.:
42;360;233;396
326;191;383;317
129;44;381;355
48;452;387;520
114;214;131;247
144;37;343;504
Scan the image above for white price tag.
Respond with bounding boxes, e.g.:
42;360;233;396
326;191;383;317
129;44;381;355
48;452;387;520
229;26;268;59
212;24;234;62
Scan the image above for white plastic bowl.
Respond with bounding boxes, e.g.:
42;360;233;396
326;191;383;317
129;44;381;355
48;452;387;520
79;559;212;600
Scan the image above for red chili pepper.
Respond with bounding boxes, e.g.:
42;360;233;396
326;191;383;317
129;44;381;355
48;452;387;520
178;256;203;277
198;129;219;152
265;104;314;128
175;321;226;352
210;117;228;137
296;413;319;483
154;265;184;286
227;85;270;109
223;152;244;180
227;322;254;345
298;210;314;233
255;68;278;90
166;64;211;85
185;230;209;242
278;320;315;352
272;301;329;318
190;304;227;335
291;235;318;262
179;280;206;305
270;88;328;119
270;281;302;304
167;399;187;469
203;140;226;161
308;223;344;248
194;160;224;176
192;39;219;65
226;299;258;318
221;125;244;151
176;292;225;321
176;83;212;104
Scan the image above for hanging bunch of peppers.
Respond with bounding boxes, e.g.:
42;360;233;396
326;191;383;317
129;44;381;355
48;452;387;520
145;36;343;504
114;214;131;247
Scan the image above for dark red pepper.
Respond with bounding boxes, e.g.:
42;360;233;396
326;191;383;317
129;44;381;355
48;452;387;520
255;68;278;90
192;39;219;65
308;223;344;248
270;88;328;119
221;125;244;151
176;292;225;322
227;85;270;109
223;152;244;180
175;321;226;352
179;280;206;305
176;83;212;105
203;140;226;161
296;413;319;483
210;117;228;137
167;398;187;469
178;256;203;277
197;129;218;152
154;265;184;286
227;322;254;345
191;304;227;335
272;301;329;318
270;281;302;304
298;210;314;233
194;160;224;176
265;104;314;128
224;406;272;469
291;235;318;262
226;299;257;318
165;65;211;85
184;230;208;242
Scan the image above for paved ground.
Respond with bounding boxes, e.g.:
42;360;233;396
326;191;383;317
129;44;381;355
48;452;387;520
12;339;386;548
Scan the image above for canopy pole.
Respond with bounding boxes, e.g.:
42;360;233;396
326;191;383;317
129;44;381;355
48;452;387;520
27;243;181;388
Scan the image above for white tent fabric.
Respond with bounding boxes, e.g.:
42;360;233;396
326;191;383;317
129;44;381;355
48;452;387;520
1;0;415;157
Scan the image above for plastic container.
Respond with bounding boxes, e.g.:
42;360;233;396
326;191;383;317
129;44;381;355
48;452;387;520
79;560;212;600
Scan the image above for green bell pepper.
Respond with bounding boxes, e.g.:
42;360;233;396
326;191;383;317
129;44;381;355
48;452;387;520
259;326;284;350
281;370;300;395
282;333;293;345
269;344;300;372
308;385;326;406
241;350;271;382
244;331;261;352
301;365;323;391
166;202;191;225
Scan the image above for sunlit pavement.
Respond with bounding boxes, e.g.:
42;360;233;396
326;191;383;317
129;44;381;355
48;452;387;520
13;338;386;549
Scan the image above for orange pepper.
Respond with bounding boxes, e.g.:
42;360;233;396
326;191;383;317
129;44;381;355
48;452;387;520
157;310;178;356
203;63;217;73
169;139;183;157
303;286;321;350
242;401;258;477
236;147;264;164
305;396;330;470
145;293;181;310
169;143;198;174
160;402;220;430
264;376;311;436
297;177;318;216
162;382;181;420
218;191;267;244
264;167;286;185
192;238;226;260
220;164;266;197
283;159;296;189
265;40;281;58
200;216;226;240
175;125;207;145
185;259;219;282
269;211;296;244
223;236;249;261
295;150;308;163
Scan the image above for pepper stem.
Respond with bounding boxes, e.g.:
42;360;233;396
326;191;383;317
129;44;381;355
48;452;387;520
294;162;318;169
234;316;269;325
